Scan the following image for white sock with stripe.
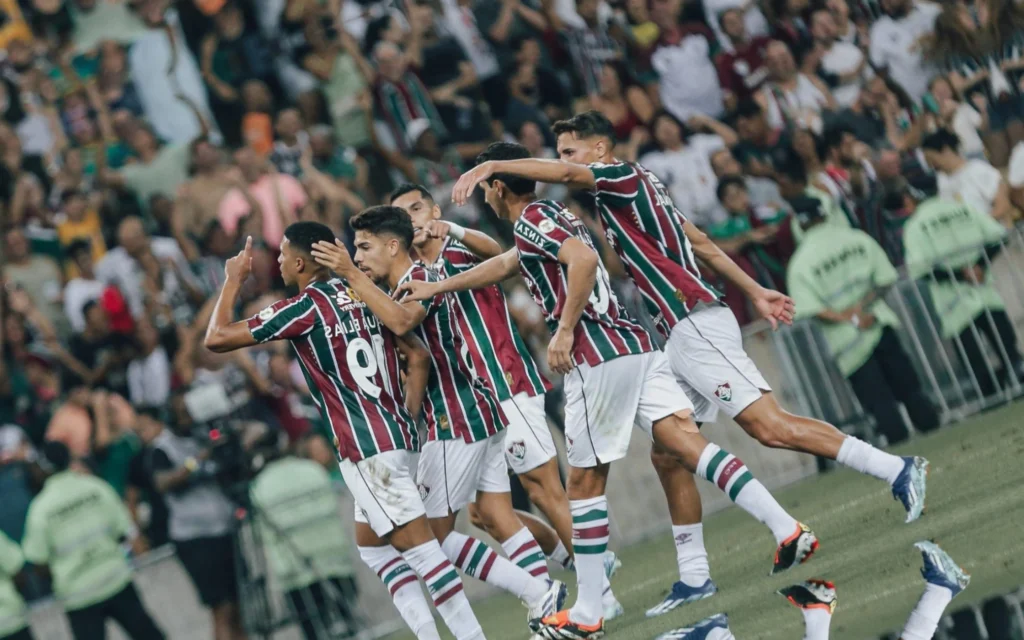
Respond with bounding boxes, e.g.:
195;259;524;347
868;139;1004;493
548;540;574;570
501;527;551;580
697;443;798;543
402;540;483;640
358;545;439;640
900;583;953;640
672;523;710;587
568;496;609;626
442;532;548;607
801;607;832;640
837;436;905;485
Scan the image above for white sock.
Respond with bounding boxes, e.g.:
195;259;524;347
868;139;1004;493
442;531;548;606
402;540;484;640
801;608;832;640
548;540;574;570
672;523;710;587
707;628;736;640
837;436;905;485
568;496;609;626
697;443;798;543
901;583;953;640
501;527;550;580
358;545;439;640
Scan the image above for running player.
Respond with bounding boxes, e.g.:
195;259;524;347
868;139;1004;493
203;222;484;640
395;142;814;640
449;112;929;616
389;183;624;618
310;207;565;630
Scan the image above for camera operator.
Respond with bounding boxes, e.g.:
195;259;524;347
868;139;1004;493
249;438;358;640
144;396;246;640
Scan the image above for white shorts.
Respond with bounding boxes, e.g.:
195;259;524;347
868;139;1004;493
563;350;693;468
501;393;557;474
666;305;771;423
340;450;425;537
417;433;510;518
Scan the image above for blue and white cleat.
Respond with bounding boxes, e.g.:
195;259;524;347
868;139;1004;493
916;541;970;597
654;613;730;640
528;579;568;625
892;456;929;523
604;551;622;579
645;579;718;618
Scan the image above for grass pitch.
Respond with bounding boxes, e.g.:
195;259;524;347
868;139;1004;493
396;403;1024;640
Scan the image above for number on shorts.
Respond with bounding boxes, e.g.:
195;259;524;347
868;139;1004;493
348;337;385;398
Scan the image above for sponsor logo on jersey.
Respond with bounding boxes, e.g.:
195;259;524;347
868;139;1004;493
418;484;430;501
715;382;732;402
505;371;514;386
438;415;450;431
508;440;526;461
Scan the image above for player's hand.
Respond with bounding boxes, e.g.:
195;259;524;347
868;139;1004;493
547;326;575;375
311;239;356;275
452;161;495;206
424;220;451;239
392;279;439;302
224;236;253;283
751;287;795;331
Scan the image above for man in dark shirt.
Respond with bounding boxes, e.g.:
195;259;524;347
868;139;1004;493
732;99;787;178
67;300;132;397
716;8;772;112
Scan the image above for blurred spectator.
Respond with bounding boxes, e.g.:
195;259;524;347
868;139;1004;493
0;527;28;640
767;0;812;60
556;0;623;96
826;0;864;48
923;75;985;160
757;40;835;134
921;128;1012;225
710;146;786;212
219;147;311;250
775;145;852;243
518;120;570;202
302;21;372;150
126;318;170;408
578;62;654;141
650;0;724;121
3;229;66;336
827;74;909;150
473;0;551;72
868;0;939;104
805;8;870;109
705;0;769;52
715;8;773;112
821;124;888;241
733;99;786;178
103;121;199;215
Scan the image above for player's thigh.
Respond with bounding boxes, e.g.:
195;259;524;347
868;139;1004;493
563;356;645;468
666;306;770;421
633;350;697;433
501;393;557;475
339;450;424;538
417;438;496;518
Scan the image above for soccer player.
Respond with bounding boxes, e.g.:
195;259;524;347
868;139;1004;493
309;207;566;628
203;222;484;640
394;142;813;640
449;112;929;615
389;183;624;618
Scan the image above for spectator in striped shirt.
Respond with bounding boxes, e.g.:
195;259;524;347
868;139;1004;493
557;0;624;96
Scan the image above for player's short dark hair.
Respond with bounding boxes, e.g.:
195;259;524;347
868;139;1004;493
716;174;747;202
389;183;434;204
283;221;337;255
475;142;537;196
921;128;960;153
349;206;415;249
552;110;616;142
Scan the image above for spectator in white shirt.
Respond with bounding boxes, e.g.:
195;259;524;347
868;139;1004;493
756;40;836;133
922;128;1013;225
805;8;870;109
869;0;940;104
925;75;986;160
127;317;171;408
650;0;725;120
63;239;109;334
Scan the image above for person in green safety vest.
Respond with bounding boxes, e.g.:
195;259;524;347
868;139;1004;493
0;529;29;640
901;168;1024;396
20;441;165;640
787;195;940;444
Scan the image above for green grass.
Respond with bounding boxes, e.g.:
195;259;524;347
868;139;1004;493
395;403;1024;639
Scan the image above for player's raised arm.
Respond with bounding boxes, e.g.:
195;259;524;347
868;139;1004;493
452;159;597;206
424;220;503;260
311;239;428;335
205;237;260;353
393;248;520;302
395;333;430;420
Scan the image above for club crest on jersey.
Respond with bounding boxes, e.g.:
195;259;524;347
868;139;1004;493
538;219;556;233
258;306;275;320
715;382;732;402
418;484;430;501
566;436;574;453
508;440;526;461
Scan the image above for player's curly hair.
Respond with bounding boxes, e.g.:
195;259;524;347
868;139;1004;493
349;206;415;250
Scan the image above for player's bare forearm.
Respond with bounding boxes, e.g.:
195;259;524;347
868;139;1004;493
397;333;430;419
436;249;520;293
204;279;257;352
459;228;503;260
495;159;597;190
557;239;599;333
684;220;763;298
347;268;427;335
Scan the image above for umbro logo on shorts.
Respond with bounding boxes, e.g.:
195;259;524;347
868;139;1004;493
715;382;732;402
508;440;527;461
418;484;430;501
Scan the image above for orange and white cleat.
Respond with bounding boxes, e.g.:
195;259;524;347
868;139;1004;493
530;610;605;640
772;522;819;574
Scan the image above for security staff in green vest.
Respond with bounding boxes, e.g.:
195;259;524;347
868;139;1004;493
21;442;165;640
902;170;1024;396
787;196;940;444
0;530;30;640
249;444;358;640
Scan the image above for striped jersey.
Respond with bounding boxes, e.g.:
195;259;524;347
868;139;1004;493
422;236;550;402
397;264;506;443
514;199;655;367
589;160;722;338
247;279;417;462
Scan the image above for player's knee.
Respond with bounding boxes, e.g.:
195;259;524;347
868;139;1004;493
467;502;494;533
649;447;681;476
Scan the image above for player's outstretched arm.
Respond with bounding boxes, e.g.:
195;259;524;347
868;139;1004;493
396;333;430;420
393;248;520;301
549;238;598;374
451;159;597;205
683;220;794;330
205;237;259;353
425;220;503;260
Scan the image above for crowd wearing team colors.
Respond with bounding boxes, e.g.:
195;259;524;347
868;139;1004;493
1;0;1022;636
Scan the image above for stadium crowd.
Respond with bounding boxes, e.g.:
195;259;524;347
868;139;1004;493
2;0;1024;635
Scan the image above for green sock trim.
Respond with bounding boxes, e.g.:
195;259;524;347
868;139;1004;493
572;509;608;524
704;449;728;482
728;471;754;502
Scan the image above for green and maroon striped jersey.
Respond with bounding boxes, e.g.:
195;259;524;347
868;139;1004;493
247;278;418;462
396;264;506;443
589;160;722;338
514;200;655;367
422;236;550;402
